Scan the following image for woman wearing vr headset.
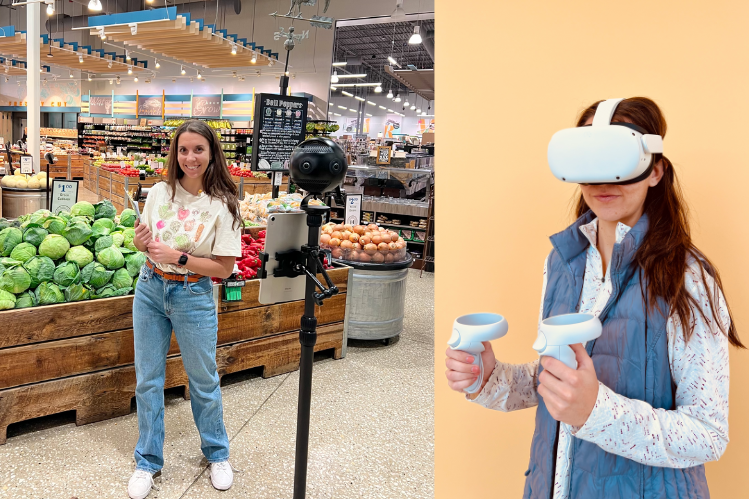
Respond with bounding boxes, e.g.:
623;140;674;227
127;120;242;499
444;97;743;498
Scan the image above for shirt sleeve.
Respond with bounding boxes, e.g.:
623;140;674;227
211;205;242;257
571;260;731;467
467;253;550;411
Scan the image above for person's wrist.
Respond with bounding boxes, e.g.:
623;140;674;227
172;248;183;265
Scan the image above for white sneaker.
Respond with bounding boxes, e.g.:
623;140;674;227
127;469;158;499
210;461;236;490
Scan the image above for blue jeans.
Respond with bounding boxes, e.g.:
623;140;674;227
132;263;229;473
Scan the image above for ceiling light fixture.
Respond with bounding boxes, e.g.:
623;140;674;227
341;90;353;97
410;105;416;110
409;25;422;44
127;67;133;74
387;56;398;66
367;101;376;106
332;62;347;66
89;0;102;11
349;108;357;112
109;79;113;84
69;71;73;78
107;61;112;68
180;66;185;75
337;105;347;110
404;96;410;106
335;73;367;79
87;74;92;81
78;54;84;63
99;29;106;39
268;59;275;66
366;113;372;117
386;89;393;99
155;60;160;69
134;76;138;82
232;71;237;78
354;96;365;102
126;51;131;61
374;84;382;93
116;76;121;84
394;94;401;103
387;108;394;112
231;44;237;55
379;105;386;109
330;85;337;91
251;53;257;64
46;2;54;16
331;70;339;83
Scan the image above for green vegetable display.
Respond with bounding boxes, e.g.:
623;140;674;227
0;204;147;312
10;242;37;263
0;289;16;310
0;266;31;294
71;201;95;218
39;234;70;260
0;227;22;256
66;246;94;268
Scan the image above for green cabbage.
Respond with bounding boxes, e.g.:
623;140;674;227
23;256;56;288
57;210;72;222
0;218;10;231
35;282;64;305
94;200;117;220
14;290;37;309
112;268;133;289
71;201;95;218
81;261;114;288
62;221;92;246
111;232;125;248
93;218;115;232
64;282;90;302
28;210;51;226
0;257;22;268
39;234;71;260
0;266;31;294
0;227;22;256
119;209;137;228
53;261;81;287
42;216;67;235
122;228;137;252
9;242;37;263
94;235;114;253
96;246;125;270
65;246;94;268
0;289;16;310
23;226;49;247
125;252;147;277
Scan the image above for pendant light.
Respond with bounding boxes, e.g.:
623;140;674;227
386;88;393;99
88;0;102;11
331;71;339;83
46;2;54;16
408;25;422;45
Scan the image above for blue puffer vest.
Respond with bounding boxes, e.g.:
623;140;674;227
522;210;710;499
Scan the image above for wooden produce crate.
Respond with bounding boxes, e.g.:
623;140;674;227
243;177;273;196
40;154;68;179
70;154;84;179
109;174;161;213
83;158;92;191
0;265;349;444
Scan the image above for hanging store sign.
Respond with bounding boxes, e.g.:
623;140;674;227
191;96;222;117
138;96;162;116
89;96;113;115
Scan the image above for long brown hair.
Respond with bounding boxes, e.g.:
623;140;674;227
572;97;743;348
166;119;243;230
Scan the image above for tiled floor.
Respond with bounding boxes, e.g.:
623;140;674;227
0;267;435;499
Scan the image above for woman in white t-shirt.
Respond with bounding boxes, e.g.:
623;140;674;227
127;120;242;499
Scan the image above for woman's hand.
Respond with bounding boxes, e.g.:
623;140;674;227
147;240;180;265
538;343;599;427
445;341;496;394
133;219;153;252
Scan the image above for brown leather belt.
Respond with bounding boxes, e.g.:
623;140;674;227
146;259;204;283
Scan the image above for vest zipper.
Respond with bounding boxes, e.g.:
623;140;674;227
550;421;560;499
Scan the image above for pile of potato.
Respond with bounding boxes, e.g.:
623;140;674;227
0;170;50;190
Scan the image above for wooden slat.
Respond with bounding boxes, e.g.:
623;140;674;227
0;293;346;390
0;323;343;444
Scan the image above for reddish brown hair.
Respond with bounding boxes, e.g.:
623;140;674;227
166;119;242;230
572;97;743;348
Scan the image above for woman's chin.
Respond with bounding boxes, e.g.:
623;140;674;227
182;168;205;178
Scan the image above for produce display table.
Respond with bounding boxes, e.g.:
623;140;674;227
0;264;349;444
84;159;162;213
336;254;413;350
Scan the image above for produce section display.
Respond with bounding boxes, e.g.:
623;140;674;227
0;170;50;190
0;201;145;310
239;192;324;226
319;222;409;264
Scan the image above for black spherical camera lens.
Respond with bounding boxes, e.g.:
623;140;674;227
301;161;313;173
329;161;341;174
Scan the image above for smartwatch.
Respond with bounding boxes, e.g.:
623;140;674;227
178;253;189;266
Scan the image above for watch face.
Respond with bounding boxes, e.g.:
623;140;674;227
179;254;188;265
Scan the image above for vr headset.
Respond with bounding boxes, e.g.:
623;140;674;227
547;98;663;185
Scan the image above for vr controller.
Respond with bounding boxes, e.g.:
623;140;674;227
533;313;602;369
448;313;508;394
547;98;664;185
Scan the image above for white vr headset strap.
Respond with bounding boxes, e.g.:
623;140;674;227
591;98;625;127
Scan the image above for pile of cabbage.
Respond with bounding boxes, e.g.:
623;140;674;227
0;200;144;310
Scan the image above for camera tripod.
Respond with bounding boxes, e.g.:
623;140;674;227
269;196;339;499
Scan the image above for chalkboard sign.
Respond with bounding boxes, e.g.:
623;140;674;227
90;96;112;115
251;93;308;171
138;96;162;116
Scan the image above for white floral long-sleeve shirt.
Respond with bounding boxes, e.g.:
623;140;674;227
469;218;730;499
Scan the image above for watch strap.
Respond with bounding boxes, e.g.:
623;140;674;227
178;252;189;266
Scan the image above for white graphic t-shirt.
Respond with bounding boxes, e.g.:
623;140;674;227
141;180;241;274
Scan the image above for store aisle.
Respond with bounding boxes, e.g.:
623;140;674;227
0;270;434;499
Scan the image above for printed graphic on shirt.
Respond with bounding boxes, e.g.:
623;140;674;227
153;201;212;253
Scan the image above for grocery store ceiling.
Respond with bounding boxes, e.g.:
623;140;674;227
333;18;434;101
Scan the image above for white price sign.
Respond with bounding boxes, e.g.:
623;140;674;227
50;179;80;214
345;194;363;226
273;171;284;187
120;161;126;169
20;156;33;174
